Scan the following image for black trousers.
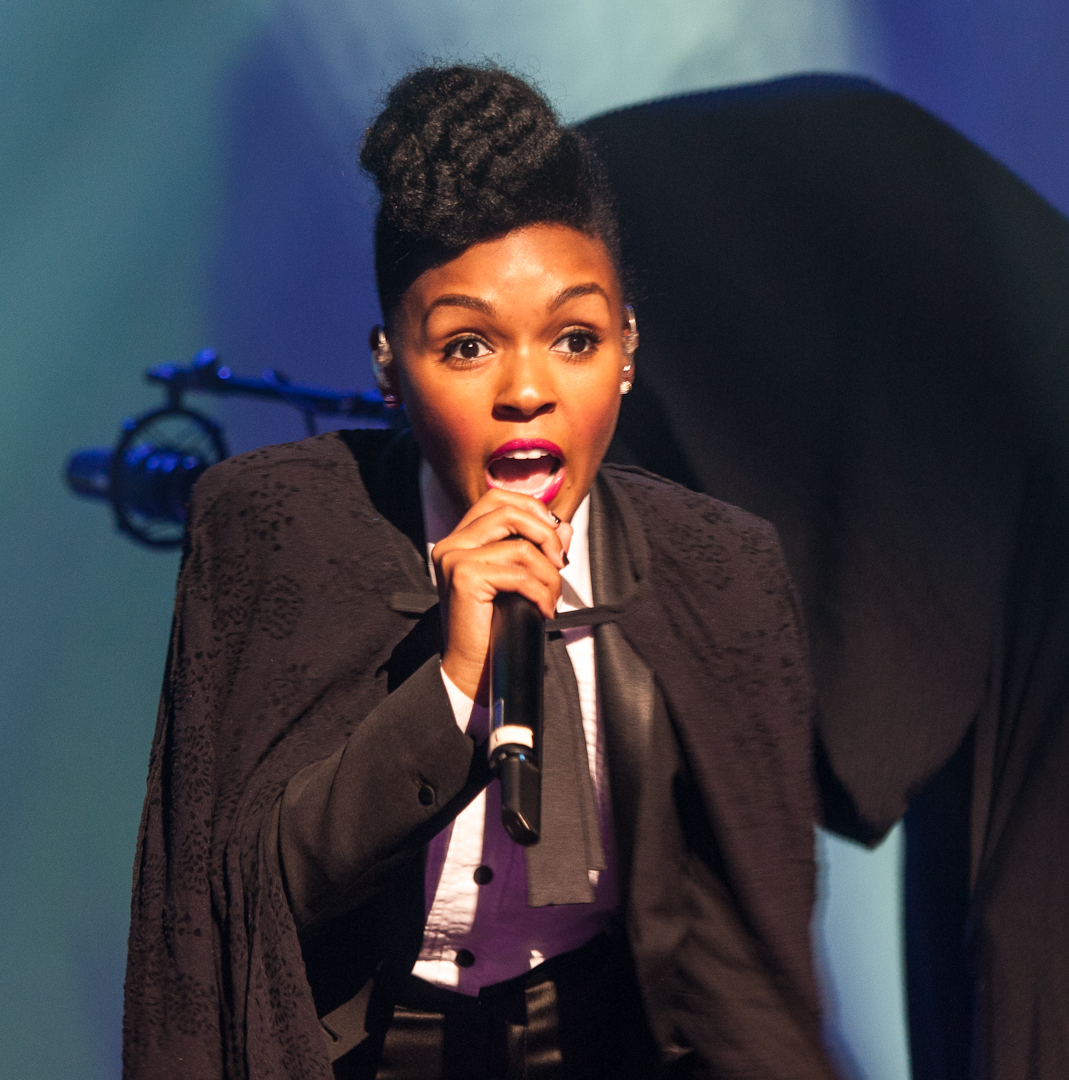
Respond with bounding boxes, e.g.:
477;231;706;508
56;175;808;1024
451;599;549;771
335;931;662;1080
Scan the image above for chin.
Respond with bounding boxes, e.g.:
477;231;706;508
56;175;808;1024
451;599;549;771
548;482;583;521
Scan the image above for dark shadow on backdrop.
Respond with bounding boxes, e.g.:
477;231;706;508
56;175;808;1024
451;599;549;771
582;76;1069;1080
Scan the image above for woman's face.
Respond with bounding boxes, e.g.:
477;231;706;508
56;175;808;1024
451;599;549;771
387;223;632;522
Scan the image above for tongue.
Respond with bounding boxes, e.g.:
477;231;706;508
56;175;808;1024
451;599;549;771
488;456;556;496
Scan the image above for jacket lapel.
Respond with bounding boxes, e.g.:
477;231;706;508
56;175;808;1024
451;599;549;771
590;475;656;897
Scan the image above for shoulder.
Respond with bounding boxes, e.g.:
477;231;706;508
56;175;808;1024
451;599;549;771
601;462;780;548
191;430;384;508
183;430;393;566
600;462;793;613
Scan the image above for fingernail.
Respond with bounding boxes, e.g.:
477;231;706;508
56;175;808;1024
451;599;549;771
562;551;570;566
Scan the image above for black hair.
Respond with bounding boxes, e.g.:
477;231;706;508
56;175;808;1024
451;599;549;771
360;63;624;319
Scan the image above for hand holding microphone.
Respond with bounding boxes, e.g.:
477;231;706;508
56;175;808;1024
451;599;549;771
431;488;572;844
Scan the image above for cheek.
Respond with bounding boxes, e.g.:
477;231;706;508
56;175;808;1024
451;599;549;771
404;386;487;474
414;402;477;455
570;385;622;460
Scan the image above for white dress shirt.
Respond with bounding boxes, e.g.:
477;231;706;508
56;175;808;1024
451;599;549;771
411;461;618;993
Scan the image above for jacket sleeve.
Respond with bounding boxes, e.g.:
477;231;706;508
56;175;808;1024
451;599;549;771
632;692;837;1080
278;656;483;931
126;438;486;1079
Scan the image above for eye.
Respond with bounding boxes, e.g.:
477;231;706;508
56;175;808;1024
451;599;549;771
444;336;493;362
551;330;600;357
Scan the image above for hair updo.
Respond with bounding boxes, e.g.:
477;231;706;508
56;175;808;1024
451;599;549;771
360;63;623;319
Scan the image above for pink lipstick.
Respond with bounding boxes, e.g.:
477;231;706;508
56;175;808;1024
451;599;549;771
486;439;565;504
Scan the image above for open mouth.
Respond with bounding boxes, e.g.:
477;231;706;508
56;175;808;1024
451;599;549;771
486;439;565;504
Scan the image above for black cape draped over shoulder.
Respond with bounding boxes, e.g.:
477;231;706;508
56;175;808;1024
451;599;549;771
123;429;830;1079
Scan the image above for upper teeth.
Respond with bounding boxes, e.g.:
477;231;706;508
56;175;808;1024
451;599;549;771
504;449;551;460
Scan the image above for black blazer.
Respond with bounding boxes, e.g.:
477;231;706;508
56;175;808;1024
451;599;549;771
123;429;834;1080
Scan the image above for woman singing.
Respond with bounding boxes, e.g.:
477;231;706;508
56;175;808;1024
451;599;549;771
123;64;836;1080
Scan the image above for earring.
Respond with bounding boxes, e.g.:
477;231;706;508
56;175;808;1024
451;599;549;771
369;325;398;408
620;356;633;394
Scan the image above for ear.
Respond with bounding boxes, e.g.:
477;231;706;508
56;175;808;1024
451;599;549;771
622;304;639;354
621;305;638;392
369;325;402;407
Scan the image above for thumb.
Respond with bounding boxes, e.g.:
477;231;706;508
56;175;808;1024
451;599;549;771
556;520;574;554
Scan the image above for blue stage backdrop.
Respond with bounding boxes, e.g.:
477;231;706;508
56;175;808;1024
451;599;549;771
1;2;1065;1078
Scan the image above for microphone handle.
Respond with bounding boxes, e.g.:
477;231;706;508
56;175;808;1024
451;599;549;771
488;592;544;845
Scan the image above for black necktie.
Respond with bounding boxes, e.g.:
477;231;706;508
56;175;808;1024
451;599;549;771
521;476;652;908
523;629;607;906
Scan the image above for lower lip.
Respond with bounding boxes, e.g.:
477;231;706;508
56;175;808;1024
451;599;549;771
537;468;566;505
484;463;566;505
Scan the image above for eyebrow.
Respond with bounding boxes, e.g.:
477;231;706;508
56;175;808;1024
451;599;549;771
424;294;497;323
549;283;610;310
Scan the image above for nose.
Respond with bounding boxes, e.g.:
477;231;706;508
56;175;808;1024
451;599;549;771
492;347;556;422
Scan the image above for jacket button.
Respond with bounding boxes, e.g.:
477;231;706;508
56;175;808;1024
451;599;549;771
473;865;493;886
418;785;434;806
455;949;475;968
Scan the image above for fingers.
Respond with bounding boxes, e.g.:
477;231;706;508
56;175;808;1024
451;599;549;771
455;486;559;532
439;538;561;618
434;495;567;571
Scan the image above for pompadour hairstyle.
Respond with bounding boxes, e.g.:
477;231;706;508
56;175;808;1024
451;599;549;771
360;63;623;318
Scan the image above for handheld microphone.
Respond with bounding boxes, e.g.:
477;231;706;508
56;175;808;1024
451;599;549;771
487;592;544;845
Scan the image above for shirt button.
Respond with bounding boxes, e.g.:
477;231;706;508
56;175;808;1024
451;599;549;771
455;949;475;968
473;865;494;886
418;785;434;806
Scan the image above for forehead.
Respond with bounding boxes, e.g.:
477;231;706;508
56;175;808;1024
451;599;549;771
404;224;621;313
